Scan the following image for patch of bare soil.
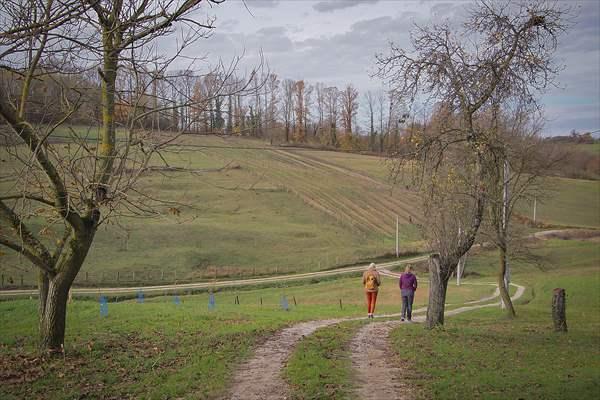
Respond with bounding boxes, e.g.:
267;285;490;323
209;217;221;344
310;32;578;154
349;318;424;400
226;318;343;400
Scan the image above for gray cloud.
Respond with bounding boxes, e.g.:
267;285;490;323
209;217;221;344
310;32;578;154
244;0;280;8
313;0;379;13
169;0;599;136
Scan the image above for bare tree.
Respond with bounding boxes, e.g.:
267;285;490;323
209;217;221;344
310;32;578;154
324;86;339;147
281;79;295;142
294;80;305;141
377;0;570;328
376;90;387;153
264;73;279;143
314;82;326;139
0;0;259;354
340;84;359;135
364;90;376;151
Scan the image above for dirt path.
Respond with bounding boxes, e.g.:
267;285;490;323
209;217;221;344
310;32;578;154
348;282;525;399
227;318;344;400
226;282;524;400
349;318;423;400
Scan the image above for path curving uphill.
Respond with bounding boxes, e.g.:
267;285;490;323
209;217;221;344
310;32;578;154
226;282;525;400
348;282;525;400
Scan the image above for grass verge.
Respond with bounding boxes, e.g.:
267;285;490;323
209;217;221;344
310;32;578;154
285;321;363;400
388;240;600;399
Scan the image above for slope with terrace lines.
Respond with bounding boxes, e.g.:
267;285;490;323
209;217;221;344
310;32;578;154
207;145;422;237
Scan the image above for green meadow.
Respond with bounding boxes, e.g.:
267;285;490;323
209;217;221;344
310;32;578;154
1;134;597;287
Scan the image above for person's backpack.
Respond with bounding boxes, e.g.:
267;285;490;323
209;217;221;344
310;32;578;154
365;273;377;290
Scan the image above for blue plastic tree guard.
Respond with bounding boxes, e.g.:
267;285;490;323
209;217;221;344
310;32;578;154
99;296;108;317
208;293;216;310
280;295;289;311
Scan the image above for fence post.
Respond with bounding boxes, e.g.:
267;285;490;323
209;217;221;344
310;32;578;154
1;274;4;288
20;275;24;287
117;271;120;282
552;288;568;332
132;271;135;281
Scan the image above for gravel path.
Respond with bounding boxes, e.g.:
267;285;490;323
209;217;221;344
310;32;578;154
225;282;524;400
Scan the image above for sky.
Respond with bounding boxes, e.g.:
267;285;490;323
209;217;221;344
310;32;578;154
171;0;600;137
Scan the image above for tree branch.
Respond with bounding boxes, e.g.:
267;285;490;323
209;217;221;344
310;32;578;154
0;99;84;232
0;200;55;276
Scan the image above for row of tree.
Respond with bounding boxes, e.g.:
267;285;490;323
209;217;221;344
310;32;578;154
2;62;415;152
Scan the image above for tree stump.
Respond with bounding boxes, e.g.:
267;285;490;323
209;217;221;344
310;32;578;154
552;288;567;332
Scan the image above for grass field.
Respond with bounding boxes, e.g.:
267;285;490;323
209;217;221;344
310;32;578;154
516;177;600;228
0;272;495;399
278;239;600;400
1;132;598;288
389;260;600;399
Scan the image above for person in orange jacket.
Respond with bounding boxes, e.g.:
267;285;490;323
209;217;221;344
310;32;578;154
363;262;381;319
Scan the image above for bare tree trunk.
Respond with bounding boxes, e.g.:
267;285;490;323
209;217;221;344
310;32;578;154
498;245;516;317
38;271;49;336
552;288;567;332
39;278;70;353
425;254;450;329
39;228;95;354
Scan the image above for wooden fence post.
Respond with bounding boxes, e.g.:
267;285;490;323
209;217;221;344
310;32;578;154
552;288;568;332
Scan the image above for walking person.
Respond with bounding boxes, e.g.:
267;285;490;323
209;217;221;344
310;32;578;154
363;263;381;319
399;264;418;321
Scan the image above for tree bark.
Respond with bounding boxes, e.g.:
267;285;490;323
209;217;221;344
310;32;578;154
498;245;516;317
38;227;95;354
552;288;567;332
425;254;451;329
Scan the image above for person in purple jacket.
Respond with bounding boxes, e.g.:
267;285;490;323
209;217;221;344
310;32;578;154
399;264;418;321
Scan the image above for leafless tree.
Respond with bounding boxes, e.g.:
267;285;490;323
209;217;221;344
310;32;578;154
314;82;326;139
324;86;339;147
377;0;571;328
280;78;295;142
293;80;305;141
340;84;359;135
0;0;261;354
364;90;376;151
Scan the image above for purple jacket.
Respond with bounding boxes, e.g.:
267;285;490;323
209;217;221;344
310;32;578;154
399;272;417;292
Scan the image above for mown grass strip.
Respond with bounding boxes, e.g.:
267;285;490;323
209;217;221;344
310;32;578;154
285;321;364;400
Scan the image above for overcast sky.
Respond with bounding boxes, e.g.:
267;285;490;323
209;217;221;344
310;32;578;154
174;0;600;136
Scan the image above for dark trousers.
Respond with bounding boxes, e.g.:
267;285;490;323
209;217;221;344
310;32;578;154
401;291;414;320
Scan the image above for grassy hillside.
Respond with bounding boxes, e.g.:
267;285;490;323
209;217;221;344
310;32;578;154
517;177;600;228
1;133;598;288
0;134;422;287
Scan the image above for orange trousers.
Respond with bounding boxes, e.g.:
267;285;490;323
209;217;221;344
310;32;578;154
365;291;378;314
